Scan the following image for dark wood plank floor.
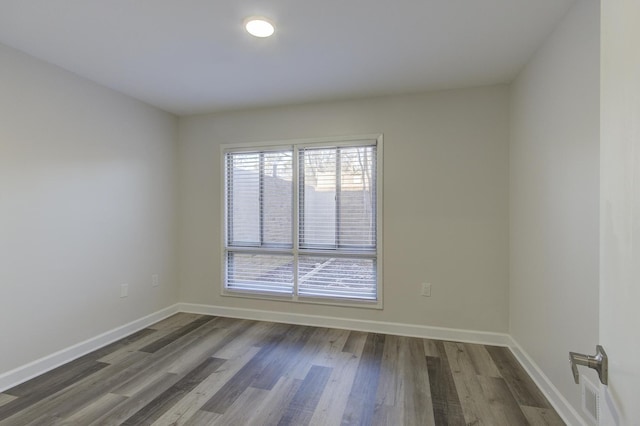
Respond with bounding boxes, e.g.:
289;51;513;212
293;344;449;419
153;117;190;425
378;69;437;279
0;314;565;425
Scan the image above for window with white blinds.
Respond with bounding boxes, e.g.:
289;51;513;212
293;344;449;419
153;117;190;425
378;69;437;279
223;136;382;305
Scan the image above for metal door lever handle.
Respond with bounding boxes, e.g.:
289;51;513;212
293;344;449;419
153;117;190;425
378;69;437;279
569;345;608;385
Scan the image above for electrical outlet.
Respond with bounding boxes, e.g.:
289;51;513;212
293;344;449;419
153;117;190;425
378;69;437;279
152;274;159;287
421;283;432;297
120;283;128;298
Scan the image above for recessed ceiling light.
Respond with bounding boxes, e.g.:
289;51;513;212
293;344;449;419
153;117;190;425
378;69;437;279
244;17;275;38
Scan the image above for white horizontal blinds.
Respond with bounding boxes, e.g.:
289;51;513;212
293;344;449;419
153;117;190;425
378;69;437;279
299;145;377;250
297;143;377;300
298;256;377;299
299;148;337;248
226;252;294;293
225;149;293;294
226;150;293;247
262;151;293;246
227;152;260;245
338;146;376;249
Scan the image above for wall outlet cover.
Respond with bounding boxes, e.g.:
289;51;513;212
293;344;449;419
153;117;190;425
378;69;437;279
421;283;432;297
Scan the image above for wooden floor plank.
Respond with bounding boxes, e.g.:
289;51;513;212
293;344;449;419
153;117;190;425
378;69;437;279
149;346;261;426
0;326;149;418
57;392;127;425
182;410;222;426
309;328;351;369
341;333;385;425
121;357;226;426
200;323;295;414
84;328;159;363
109;317;227;397
87;328;160;360
373;334;419;426
0;351;149;425
341;331;368;356
278;365;332;426
400;336;435;426
0;395;16;409
284;327;335;380
464;343;502;378
0;361;109;421
213;386;269;426
139;316;213;353
485;345;552;408
165;319;252;375
89;373;181;426
426;348;466;426
308;353;361;426
521;405;566;426
147;313;206;331
444;341;498;425
1;316;564;426
98;324;195;364
5;351;115;399
373;334;401;414
244;376;302;425
423;338;440;358
478;375;529;425
251;325;315;390
212;320;273;360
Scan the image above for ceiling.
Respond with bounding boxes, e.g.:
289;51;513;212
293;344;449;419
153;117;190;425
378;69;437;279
0;0;575;116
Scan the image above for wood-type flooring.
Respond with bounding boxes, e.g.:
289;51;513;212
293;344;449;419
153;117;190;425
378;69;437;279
0;313;565;425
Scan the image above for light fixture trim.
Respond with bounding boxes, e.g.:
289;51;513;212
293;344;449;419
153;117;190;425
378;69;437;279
244;16;275;38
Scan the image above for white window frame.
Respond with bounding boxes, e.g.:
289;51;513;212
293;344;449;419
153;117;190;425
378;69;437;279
220;134;383;309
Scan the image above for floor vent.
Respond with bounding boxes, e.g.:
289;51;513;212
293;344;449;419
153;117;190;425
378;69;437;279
582;376;600;424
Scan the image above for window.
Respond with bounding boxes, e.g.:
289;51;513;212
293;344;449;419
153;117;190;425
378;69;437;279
222;135;382;306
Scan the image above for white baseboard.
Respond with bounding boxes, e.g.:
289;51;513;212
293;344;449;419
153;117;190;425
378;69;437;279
507;336;587;426
178;303;511;346
0;304;179;393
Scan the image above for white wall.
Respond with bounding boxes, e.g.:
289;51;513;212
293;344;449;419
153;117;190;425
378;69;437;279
178;86;509;333
0;43;179;374
509;0;600;419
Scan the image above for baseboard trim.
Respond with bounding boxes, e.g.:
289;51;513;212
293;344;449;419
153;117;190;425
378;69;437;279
0;304;179;393
178;303;511;346
507;336;586;426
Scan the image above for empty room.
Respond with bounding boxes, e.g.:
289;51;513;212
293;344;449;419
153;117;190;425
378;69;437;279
1;0;638;425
